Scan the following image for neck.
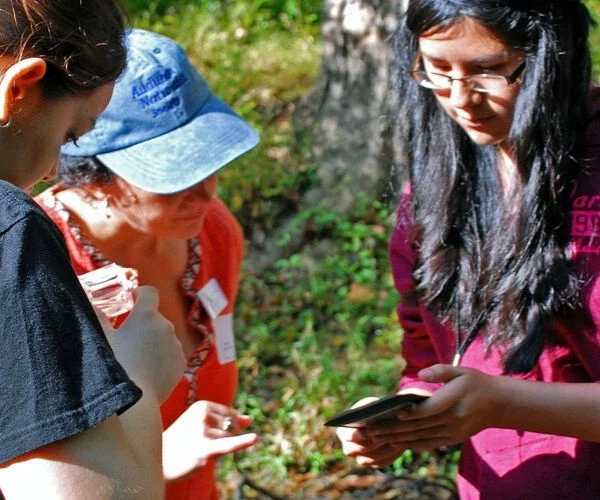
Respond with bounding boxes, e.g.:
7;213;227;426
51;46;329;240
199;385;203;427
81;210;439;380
0;132;36;191
56;187;182;267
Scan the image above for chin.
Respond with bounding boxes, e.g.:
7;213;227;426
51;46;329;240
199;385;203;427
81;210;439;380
465;130;506;147
170;219;206;239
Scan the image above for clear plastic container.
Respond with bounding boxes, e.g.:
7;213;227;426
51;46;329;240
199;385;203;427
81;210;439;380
78;263;137;319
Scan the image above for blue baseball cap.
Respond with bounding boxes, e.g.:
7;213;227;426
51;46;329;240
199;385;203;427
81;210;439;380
62;28;259;194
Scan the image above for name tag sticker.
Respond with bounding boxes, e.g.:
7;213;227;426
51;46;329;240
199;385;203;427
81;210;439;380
197;278;228;319
214;313;236;364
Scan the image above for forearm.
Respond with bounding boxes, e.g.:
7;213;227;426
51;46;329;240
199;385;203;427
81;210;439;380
495;377;600;441
114;382;165;494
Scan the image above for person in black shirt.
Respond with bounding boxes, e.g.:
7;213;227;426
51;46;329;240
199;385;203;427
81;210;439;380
0;2;185;498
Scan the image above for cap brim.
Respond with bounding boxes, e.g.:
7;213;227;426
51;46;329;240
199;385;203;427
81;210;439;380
96;108;259;194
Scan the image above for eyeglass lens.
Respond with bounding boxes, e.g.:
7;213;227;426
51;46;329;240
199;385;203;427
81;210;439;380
416;71;508;91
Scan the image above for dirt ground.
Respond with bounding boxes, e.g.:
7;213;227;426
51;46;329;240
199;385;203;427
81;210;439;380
223;468;458;499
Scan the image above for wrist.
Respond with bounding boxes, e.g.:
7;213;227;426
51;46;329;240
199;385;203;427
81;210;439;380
489;375;517;429
162;427;207;482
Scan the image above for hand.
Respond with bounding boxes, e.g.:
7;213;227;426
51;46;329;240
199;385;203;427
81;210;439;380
367;365;505;452
162;400;259;481
100;286;186;403
336;397;407;468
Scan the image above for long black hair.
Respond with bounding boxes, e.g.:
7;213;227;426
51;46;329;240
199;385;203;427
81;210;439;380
395;0;594;373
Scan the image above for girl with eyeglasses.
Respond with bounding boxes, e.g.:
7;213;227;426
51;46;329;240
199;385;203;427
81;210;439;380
337;0;600;497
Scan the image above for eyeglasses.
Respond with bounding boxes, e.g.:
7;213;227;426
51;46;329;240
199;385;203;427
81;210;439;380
409;61;526;93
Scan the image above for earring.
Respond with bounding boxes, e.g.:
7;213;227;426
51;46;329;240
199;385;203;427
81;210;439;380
0;117;11;128
102;196;113;219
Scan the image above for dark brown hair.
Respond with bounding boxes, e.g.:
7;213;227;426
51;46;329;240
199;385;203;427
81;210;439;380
0;0;127;98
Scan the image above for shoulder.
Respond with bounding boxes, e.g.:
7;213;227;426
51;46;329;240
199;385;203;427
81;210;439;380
392;182;416;241
0;181;53;234
0;184;68;266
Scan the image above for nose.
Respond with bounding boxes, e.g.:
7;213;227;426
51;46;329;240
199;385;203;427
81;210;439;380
449;79;482;108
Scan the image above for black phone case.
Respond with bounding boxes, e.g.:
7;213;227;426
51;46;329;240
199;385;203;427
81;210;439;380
324;394;428;428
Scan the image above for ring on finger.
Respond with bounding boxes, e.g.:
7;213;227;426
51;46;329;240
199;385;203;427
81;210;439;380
221;416;234;432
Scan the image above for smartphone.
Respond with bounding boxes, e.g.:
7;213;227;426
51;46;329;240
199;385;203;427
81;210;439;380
324;393;429;428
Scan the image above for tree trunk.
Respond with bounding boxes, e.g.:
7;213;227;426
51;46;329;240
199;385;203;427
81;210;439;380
245;0;407;273
296;0;406;207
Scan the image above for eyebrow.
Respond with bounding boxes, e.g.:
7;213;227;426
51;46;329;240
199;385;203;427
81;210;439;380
420;52;508;65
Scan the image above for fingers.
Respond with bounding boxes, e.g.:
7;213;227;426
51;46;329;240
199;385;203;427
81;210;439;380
236;415;253;429
379;436;460;453
336;426;382;459
129;285;160;316
206;433;259;458
336;425;371;444
355;444;404;468
370;423;450;445
189;401;252;437
367;412;448;436
352;397;381;409
397;388;433;398
418;364;467;384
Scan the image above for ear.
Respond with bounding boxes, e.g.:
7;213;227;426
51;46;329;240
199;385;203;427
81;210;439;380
0;58;47;123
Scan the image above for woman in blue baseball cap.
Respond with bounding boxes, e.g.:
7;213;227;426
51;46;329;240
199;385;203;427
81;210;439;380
37;29;260;499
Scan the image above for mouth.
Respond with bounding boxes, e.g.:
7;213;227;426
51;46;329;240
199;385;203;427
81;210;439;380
457;114;493;128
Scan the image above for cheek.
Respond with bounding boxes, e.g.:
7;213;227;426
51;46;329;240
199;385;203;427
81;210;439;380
146;202;178;224
122;202;169;231
432;94;456;120
204;176;218;197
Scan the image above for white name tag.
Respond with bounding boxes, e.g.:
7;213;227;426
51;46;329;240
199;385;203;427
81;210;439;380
213;313;236;364
197;278;228;319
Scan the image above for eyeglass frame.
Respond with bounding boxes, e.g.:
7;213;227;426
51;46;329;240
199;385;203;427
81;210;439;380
409;56;526;94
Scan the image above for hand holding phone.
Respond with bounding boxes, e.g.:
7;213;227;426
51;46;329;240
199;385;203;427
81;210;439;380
324;393;429;428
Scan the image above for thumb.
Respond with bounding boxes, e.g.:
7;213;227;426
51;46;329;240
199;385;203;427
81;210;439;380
207;433;259;458
418;364;469;384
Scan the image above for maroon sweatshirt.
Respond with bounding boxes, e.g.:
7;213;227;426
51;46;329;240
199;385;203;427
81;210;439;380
390;89;600;498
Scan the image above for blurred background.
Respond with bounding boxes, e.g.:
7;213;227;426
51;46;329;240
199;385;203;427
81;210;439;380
116;1;600;497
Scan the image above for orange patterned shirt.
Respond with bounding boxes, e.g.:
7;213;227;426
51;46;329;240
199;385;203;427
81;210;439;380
37;186;244;500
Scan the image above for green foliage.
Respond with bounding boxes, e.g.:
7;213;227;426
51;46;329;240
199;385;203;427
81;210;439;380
586;0;600;82
222;198;405;493
124;0;322;32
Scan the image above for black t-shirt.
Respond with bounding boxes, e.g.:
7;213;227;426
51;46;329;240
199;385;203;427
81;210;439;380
0;180;142;464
